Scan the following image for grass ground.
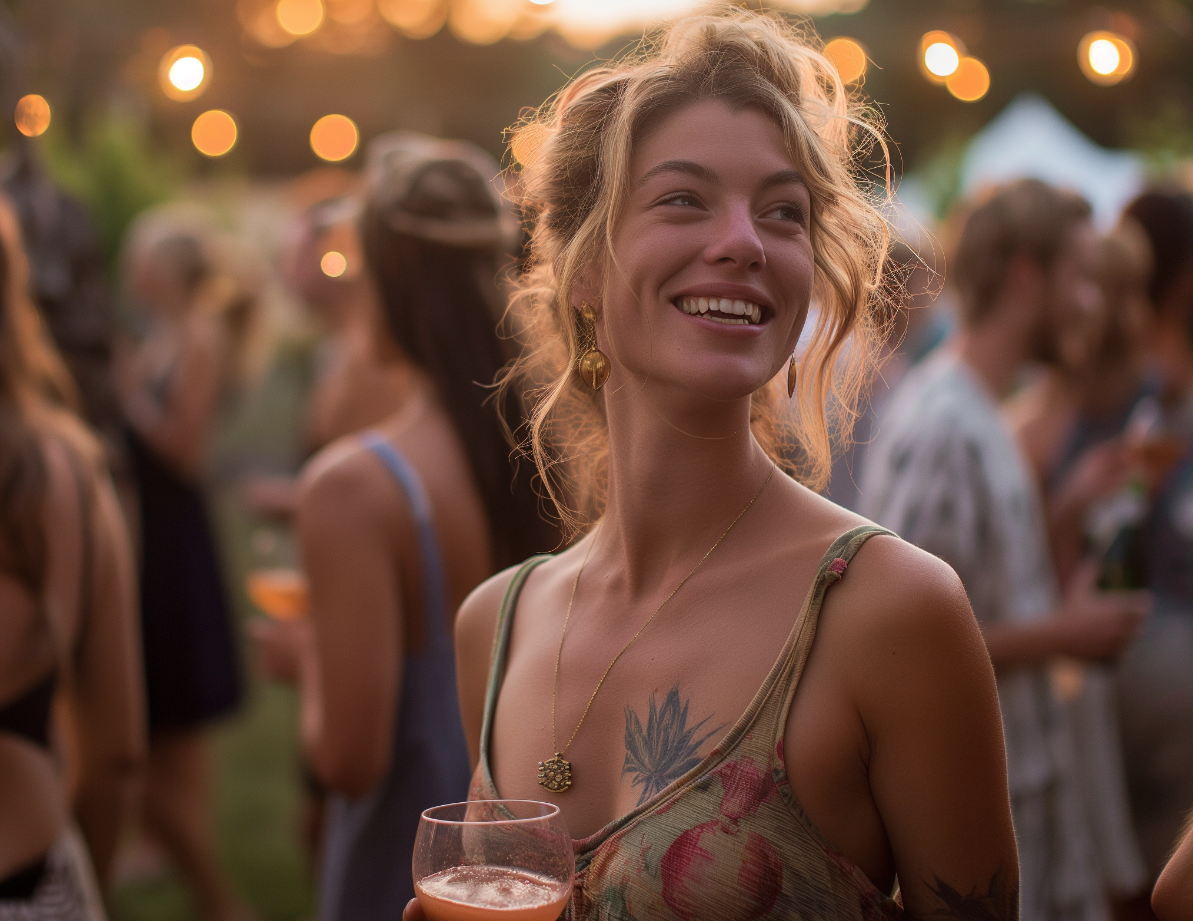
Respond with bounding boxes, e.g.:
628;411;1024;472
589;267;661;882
110;343;319;921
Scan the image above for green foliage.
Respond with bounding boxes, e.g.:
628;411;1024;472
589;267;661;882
905;133;971;222
41;117;183;276
1125;100;1193;181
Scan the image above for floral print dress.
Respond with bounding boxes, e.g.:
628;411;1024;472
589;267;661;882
471;525;903;921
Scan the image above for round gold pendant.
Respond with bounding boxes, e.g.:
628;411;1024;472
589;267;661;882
537;753;572;792
577;348;610;391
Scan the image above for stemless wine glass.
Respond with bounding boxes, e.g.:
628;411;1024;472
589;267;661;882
413;800;574;921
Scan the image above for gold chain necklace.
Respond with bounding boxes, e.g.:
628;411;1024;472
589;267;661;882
537;463;777;793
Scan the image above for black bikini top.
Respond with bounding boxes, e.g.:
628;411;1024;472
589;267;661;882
0;672;56;749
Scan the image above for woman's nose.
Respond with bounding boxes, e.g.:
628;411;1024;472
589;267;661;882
704;204;765;271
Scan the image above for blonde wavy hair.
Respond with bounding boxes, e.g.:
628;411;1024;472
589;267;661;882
502;6;892;534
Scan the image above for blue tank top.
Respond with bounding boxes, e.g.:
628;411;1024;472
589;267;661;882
319;433;472;921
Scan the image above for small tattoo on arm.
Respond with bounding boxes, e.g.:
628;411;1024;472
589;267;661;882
912;867;1018;921
622;685;723;806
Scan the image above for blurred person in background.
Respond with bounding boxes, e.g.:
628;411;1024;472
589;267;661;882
1006;224;1156;917
860;179;1151;921
0;195;143;918
118;221;255;921
1113;190;1193;889
253;131;555;921
825;228;946;510
240;196;411;520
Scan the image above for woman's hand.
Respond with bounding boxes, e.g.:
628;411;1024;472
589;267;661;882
248;617;310;684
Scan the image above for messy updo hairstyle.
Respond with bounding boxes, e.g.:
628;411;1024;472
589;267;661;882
502;6;891;532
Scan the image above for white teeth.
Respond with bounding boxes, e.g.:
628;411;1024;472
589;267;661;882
676;296;763;323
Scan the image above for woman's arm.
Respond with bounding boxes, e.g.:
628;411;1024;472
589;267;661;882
847;542;1020;919
124;315;227;480
70;464;146;884
295;444;404;797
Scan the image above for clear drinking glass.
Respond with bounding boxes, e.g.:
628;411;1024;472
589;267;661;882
413;800;574;921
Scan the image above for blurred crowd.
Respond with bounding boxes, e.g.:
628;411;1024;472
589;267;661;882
3;89;1193;921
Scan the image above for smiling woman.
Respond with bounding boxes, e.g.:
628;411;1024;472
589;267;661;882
405;7;1019;921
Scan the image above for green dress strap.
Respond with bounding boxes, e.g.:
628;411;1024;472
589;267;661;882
479;554;553;764
768;522;895;742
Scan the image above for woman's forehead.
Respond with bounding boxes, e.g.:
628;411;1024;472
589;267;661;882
630;100;799;184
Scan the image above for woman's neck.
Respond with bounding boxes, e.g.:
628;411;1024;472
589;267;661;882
596;384;775;595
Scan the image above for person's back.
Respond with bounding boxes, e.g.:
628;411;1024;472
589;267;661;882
253;132;554;921
0;195;142;919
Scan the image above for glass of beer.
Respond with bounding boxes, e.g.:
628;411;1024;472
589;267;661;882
246;568;309;621
413;800;573;921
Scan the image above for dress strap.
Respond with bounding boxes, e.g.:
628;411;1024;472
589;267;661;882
479;554;552;767
769;523;894;740
361;433;450;644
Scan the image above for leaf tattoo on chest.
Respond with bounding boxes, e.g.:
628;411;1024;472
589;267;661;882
622;685;723;806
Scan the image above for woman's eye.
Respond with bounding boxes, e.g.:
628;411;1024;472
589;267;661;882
659;192;701;208
768;203;806;223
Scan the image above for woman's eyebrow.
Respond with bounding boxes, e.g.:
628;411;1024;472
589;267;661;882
760;168;805;191
637;159;719;187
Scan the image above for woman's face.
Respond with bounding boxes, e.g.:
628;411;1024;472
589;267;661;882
593;99;815;403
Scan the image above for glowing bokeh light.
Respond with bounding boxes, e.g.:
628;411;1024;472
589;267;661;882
321;251;348;277
277;0;325;35
924;42;960;78
1088;39;1120;75
449;0;521;45
168;56;205;92
823;37;867;84
310;114;359;161
159;45;211;101
528;0;554;5
1078;31;1135;86
946;57;990;102
192;110;238;157
377;0;445;39
14;95;51;137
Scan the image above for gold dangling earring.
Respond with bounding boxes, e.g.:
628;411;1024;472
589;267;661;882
787;354;798;399
576;302;611;391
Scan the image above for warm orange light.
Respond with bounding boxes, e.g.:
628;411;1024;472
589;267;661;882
824;37;867;84
320;251;347;277
159;45;211;101
919;30;962;83
377;0;445;38
310;114;359;162
14;95;51;137
192;110;238;157
277;0;324;36
1078;30;1135;86
448;0;521;45
947;57;990;102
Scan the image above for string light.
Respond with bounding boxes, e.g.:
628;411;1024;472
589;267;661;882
321;251;348;277
277;0;325;36
14;95;51;137
159;45;211;101
947;57;990;102
1079;30;1135;86
192;110;238;157
310;114;359;161
823;37;867;84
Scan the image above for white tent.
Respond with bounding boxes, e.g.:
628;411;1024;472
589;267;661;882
959;93;1145;227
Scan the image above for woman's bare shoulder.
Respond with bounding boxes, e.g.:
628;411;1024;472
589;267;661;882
821;530;988;696
298;435;395;519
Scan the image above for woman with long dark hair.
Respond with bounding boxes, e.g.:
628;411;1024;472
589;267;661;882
0;194;143;919
254;131;554;921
